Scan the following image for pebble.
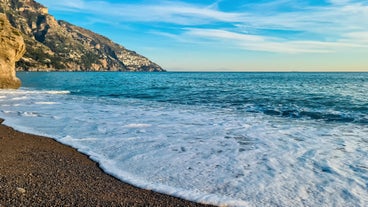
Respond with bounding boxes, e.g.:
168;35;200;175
16;187;26;194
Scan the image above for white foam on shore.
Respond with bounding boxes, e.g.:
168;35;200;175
1;88;367;207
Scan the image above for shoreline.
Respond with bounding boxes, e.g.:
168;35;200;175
0;118;215;206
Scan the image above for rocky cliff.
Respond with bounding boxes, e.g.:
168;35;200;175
0;0;164;72
0;13;25;89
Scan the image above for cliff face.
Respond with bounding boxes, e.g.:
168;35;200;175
0;0;164;72
0;13;25;89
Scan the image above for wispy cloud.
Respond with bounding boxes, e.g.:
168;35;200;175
39;0;86;12
38;0;368;54
184;28;365;53
343;32;368;43
38;0;244;25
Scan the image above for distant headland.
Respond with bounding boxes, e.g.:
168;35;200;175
0;0;165;72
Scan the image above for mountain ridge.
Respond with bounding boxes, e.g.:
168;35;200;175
0;0;165;72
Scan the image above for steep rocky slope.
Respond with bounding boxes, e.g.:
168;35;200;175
0;0;164;72
0;13;25;89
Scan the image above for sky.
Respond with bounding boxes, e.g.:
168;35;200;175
35;0;368;71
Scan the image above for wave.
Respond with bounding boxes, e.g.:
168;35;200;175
35;102;60;105
260;108;368;124
44;90;70;94
0;89;71;95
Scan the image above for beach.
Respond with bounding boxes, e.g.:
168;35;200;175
1;72;367;206
0;118;214;207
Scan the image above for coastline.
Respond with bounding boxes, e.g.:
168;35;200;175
0;118;215;207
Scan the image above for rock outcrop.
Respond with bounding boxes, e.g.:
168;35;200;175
0;13;25;89
0;0;164;72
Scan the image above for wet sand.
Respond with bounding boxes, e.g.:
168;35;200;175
0;118;215;207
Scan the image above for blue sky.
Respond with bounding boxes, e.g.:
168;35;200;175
36;0;368;71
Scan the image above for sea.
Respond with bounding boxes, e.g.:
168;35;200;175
0;72;367;206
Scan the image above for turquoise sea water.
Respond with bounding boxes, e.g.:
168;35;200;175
1;72;367;206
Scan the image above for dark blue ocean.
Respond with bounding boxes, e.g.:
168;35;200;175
1;72;367;206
